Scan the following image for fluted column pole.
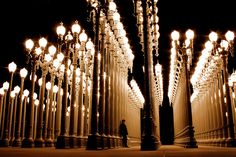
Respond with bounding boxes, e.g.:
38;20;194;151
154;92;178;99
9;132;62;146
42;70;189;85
34;68;47;147
221;52;236;147
141;0;158;150
86;5;102;150
0;63;16;147
13;69;27;147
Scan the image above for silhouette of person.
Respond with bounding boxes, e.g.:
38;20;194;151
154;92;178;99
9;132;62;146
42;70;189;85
119;119;128;147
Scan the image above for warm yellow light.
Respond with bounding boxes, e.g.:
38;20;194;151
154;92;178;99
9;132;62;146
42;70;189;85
113;12;120;21
53;59;60;69
46;82;51;90
25;39;34;51
209;31;218;42
79;30;88;42
38;78;42;86
53;85;58;93
220;40;229;50
71;20;81;34
39;37;47;48
10;91;15;98
86;38;94;50
225;30;234;42
56;22;66;36
171;30;180;41
33;93;37;100
14;86;20;94
185;29;194;39
8;62;17;72
0;88;4;96
48;45;57;56
57;53;64;62
23;89;29;97
20;68;28;78
205;41;213;51
34;99;39;106
65;32;73;41
35;47;42;55
3;81;9;90
44;54;52;62
109;1;116;11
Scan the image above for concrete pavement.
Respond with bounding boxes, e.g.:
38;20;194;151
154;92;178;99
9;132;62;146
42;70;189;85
0;145;236;157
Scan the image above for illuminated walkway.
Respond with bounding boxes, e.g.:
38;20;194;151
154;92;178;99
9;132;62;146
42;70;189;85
0;145;236;157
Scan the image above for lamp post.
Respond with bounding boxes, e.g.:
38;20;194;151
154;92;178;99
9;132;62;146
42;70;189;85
209;31;236;147
10;86;20;145
68;20;81;148
33;99;39;140
0;82;9;140
86;0;109;150
0;61;17;147
76;29;88;147
22;37;47;147
9;90;16;144
35;45;56;147
171;29;197;148
83;39;94;138
21;89;29;140
12;68;28;147
140;0;159;150
0;88;4;135
45;59;61;147
56;22;74;148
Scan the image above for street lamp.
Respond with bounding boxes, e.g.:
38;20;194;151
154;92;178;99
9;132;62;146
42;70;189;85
0;81;9;140
209;31;236;147
22;37;47;147
12;68;28;147
0;88;4;136
171;29;197;148
0;61;17;147
21;89;29;140
10;86;20;145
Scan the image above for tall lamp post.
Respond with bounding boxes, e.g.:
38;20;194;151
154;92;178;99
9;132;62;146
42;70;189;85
171;29;198;148
22;37;47;147
12;68;28;147
0;62;17;147
209;31;236;147
0;82;9;140
35;45;56;147
140;0;159;150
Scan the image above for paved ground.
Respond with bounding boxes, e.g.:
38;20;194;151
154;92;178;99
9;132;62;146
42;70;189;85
0;145;236;157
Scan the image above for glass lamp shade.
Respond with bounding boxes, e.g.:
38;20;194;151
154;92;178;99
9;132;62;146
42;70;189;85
8;62;17;72
79;30;88;42
3;81;9;90
48;45;57;56
20;68;28;78
39;37;47;48
171;30;180;41
25;39;34;51
57;23;66;37
225;30;234;42
72;21;81;34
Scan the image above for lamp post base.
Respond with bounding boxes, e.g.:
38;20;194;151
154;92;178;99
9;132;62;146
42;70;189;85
12;139;22;147
226;138;236;147
56;135;70;149
0;138;9;147
86;134;103;150
34;138;45;147
141;135;159;151
21;138;34;148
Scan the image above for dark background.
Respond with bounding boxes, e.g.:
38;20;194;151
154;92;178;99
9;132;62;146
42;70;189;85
1;0;236;144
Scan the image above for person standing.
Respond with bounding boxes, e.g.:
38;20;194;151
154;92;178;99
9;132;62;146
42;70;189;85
119;119;128;147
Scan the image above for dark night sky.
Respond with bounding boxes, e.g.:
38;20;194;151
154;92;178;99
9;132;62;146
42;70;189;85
1;0;236;98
